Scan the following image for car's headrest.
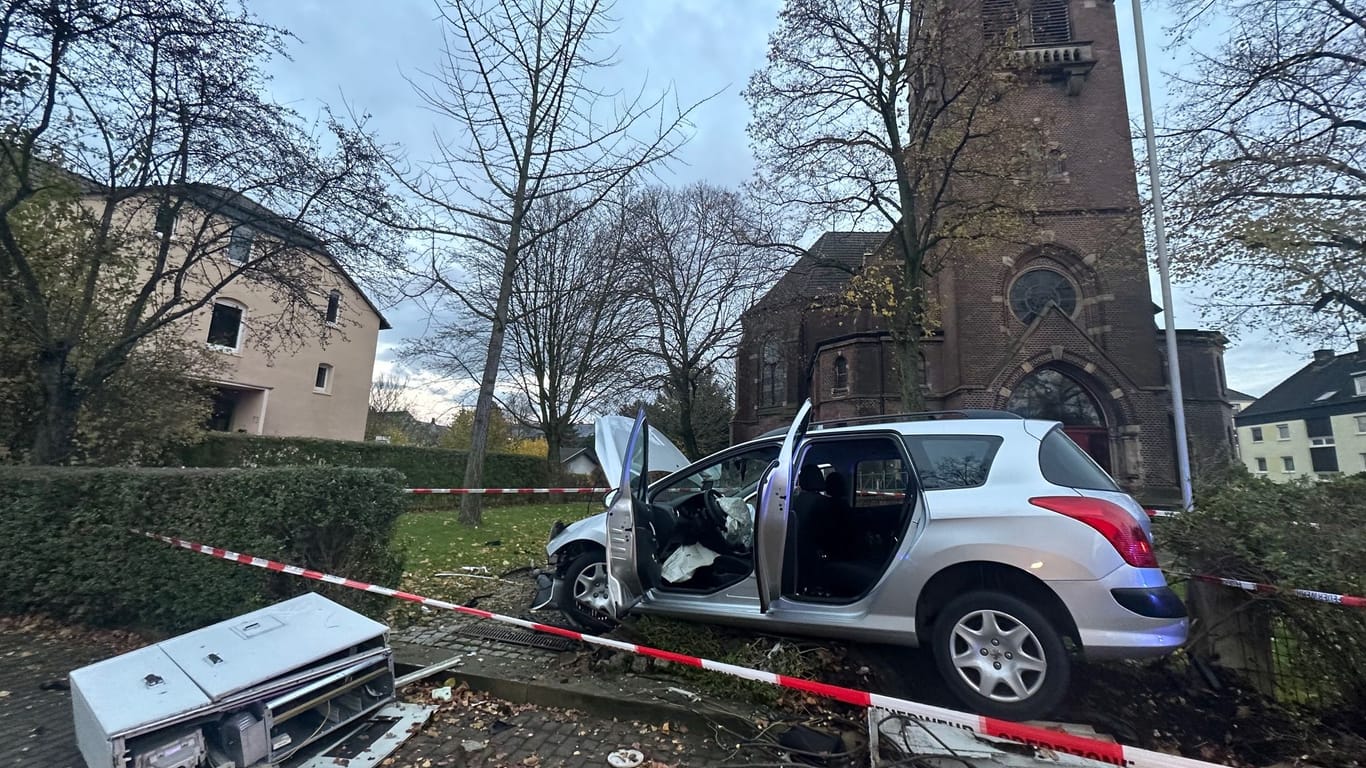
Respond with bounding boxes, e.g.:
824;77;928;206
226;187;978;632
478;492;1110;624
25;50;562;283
824;471;847;499
797;464;826;492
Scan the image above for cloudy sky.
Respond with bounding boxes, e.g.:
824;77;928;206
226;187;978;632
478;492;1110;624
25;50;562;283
250;0;1311;419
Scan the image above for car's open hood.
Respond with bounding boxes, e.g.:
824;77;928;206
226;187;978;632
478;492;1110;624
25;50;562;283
595;414;691;488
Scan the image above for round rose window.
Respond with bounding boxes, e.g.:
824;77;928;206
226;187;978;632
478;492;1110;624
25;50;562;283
1009;269;1077;323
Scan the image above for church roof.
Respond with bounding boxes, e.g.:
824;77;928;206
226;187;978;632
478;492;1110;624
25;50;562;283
747;230;890;318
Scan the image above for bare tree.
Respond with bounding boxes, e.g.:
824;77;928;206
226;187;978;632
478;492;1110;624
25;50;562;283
407;194;642;479
745;0;1043;410
627;183;784;457
0;0;391;464
1162;0;1366;345
382;0;696;525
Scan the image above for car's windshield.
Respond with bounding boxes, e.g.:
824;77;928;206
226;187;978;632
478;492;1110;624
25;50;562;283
652;445;780;504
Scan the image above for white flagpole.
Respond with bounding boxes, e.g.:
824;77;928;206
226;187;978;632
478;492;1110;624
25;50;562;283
1129;0;1193;509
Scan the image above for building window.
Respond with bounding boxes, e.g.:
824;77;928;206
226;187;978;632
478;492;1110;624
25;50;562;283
1310;436;1335;447
1276;423;1290;440
1282;456;1295;472
832;356;849;393
1046;149;1067;177
206;301;245;352
1356;415;1366;433
1255;457;1267;474
1361;452;1366;471
314;364;333;394
982;0;1020;40
1250;426;1263;443
1009;268;1078;324
154;203;177;239
1029;0;1071;44
325;290;341;324
1355;374;1366;396
1005;367;1104;425
759;338;785;407
228;225;254;264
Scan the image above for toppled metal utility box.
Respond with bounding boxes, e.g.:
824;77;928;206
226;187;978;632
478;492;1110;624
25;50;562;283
70;593;395;768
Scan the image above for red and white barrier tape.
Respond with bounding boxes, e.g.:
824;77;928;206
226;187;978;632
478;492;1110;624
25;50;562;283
1145;508;1181;519
136;530;1225;768
1179;573;1366;609
403;487;610;495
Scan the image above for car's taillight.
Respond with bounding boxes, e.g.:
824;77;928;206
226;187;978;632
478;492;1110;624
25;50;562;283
1029;496;1159;568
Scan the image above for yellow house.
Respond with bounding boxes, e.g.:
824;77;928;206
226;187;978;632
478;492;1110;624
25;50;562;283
122;184;390;441
1236;342;1366;480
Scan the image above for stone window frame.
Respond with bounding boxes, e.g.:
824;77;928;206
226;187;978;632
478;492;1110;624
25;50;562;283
758;337;786;408
832;355;849;394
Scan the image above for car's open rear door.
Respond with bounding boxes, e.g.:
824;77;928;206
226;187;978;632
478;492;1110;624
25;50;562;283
605;410;650;619
754;400;813;613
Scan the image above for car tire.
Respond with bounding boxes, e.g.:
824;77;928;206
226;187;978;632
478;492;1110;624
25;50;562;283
557;550;619;634
931;590;1070;721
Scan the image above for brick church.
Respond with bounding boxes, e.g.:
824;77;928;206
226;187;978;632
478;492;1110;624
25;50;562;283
732;0;1234;503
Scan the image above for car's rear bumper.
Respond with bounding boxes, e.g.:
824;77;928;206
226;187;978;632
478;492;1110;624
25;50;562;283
1048;568;1189;660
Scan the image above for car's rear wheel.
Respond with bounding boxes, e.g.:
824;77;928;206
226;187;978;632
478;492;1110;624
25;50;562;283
558;550;618;634
931;590;1069;721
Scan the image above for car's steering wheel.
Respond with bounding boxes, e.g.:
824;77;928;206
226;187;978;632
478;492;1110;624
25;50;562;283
701;488;728;529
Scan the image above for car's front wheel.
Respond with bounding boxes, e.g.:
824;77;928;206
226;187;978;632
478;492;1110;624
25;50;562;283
931;590;1069;721
557;550;619;634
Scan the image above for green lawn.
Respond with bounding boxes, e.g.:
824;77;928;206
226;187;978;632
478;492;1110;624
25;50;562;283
391;501;602;620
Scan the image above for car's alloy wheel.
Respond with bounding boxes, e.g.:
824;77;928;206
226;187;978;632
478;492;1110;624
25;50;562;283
558;551;618;633
931;590;1069;721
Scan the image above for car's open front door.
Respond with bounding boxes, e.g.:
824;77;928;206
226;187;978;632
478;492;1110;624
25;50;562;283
605;410;651;619
754;399;813;613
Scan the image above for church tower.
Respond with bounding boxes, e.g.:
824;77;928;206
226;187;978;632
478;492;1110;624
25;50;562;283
734;0;1234;501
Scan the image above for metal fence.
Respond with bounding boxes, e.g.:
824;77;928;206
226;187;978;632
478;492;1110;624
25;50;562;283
1184;578;1366;710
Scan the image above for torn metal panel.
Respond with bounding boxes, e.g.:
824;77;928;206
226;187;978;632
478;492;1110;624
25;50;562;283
296;702;435;768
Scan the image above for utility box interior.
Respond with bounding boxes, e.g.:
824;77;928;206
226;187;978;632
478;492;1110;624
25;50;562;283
70;593;395;768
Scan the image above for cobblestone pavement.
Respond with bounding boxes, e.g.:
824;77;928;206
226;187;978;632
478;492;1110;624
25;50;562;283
390;684;734;767
0;618;144;767
0;615;752;768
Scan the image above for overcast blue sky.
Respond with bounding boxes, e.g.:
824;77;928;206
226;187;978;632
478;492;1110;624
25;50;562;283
250;0;1310;416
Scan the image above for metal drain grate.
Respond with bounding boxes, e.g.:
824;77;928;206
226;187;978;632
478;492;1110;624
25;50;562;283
457;623;579;652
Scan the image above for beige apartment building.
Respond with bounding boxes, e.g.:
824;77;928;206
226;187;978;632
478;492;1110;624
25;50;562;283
1235;341;1366;480
124;185;390;442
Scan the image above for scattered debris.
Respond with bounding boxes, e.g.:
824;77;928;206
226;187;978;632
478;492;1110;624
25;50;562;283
664;686;701;702
431;686;453;702
607;747;645;767
461;739;488;752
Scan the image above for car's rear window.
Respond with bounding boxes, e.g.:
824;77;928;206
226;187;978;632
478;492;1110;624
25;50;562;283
1039;428;1120;491
904;436;1003;490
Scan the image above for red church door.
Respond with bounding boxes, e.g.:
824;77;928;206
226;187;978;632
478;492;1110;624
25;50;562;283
1063;426;1112;474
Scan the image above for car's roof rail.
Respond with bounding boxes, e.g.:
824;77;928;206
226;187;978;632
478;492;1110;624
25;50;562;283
810;408;1024;430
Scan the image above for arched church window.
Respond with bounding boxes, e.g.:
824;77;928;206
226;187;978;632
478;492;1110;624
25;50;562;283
1029;0;1071;45
982;0;1020;41
1009;268;1078;323
1006;368;1104;425
759;338;785;407
833;356;849;392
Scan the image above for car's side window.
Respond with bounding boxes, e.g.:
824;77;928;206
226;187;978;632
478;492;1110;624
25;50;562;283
904;435;1003;490
852;458;909;507
651;446;779;505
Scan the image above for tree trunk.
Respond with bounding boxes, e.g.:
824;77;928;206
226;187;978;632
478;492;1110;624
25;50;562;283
460;239;522;526
676;377;699;458
895;335;927;413
30;348;82;465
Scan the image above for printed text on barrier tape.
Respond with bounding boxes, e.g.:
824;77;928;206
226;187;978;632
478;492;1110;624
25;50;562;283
1174;572;1366;609
403;487;611;495
134;530;1228;768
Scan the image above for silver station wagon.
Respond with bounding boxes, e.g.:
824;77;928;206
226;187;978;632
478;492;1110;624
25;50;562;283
534;402;1187;720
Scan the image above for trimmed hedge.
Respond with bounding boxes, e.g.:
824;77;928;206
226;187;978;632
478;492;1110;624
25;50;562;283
161;433;547;489
0;466;405;634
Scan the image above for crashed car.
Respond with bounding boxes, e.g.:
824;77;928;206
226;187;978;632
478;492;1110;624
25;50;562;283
534;403;1187;720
